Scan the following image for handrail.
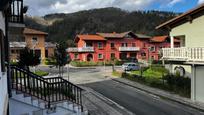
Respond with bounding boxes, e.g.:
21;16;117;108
10;66;83;111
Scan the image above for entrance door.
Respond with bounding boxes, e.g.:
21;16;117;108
120;53;127;60
87;54;93;61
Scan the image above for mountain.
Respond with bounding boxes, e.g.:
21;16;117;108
24;7;178;46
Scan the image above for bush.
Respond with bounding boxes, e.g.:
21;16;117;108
45;58;57;65
10;61;19;66
150;64;169;74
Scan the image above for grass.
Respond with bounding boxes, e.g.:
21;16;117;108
112;65;190;98
34;70;49;76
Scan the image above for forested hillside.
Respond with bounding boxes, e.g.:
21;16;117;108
25;7;178;46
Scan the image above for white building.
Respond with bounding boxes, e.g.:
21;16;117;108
0;0;87;115
157;4;204;103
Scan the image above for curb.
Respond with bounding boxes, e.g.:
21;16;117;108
111;78;204;112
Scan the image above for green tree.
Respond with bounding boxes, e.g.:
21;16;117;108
54;42;69;77
18;47;40;71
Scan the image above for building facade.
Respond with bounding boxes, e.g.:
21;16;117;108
157;3;204;103
10;28;56;63
68;31;175;63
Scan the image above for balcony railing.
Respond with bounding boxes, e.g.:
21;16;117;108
67;47;94;52
119;47;140;52
162;47;204;62
8;0;24;23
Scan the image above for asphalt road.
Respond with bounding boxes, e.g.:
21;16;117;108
34;66;204;115
84;80;204;115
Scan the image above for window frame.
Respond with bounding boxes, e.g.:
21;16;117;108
98;53;103;59
110;42;115;48
98;42;103;49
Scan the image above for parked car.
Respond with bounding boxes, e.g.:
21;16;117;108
122;62;140;71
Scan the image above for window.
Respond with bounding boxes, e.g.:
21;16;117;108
132;43;136;47
111;43;115;48
111;53;115;59
98;54;103;59
32;37;38;42
11;50;15;54
86;42;93;47
121;43;128;47
143;43;146;48
141;53;146;57
150;46;156;52
98;42;103;49
74;53;79;59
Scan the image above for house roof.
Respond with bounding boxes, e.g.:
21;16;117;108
156;3;204;29
135;34;152;39
45;42;56;48
10;42;26;48
23;28;48;35
76;35;106;42
150;36;180;43
97;31;136;38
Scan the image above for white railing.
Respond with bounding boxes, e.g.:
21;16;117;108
162;47;204;62
119;47;140;51
67;47;94;52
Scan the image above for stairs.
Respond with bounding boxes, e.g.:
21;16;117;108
9;66;87;115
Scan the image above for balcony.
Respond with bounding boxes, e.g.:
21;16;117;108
119;47;140;52
7;0;25;27
67;47;94;52
162;47;204;62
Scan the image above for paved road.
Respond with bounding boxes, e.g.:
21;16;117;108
35;66;204;115
84;80;204;115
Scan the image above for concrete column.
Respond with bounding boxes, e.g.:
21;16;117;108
170;36;174;48
191;65;196;101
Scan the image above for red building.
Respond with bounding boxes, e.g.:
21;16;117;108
148;36;180;60
68;32;179;62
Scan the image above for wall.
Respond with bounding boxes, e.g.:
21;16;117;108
170;12;204;47
0;11;8;115
46;47;55;58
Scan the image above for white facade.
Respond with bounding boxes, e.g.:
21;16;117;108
0;11;8;115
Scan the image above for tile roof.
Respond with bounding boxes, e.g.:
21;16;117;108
135;34;152;39
24;28;48;35
97;31;134;38
156;3;204;29
76;35;106;41
151;36;180;43
10;42;26;48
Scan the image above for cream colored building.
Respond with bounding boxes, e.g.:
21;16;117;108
157;4;204;103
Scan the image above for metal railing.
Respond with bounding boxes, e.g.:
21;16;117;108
10;66;83;111
162;47;204;61
67;47;94;52
119;47;140;51
8;0;24;23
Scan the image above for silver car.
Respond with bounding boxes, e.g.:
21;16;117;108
122;63;140;71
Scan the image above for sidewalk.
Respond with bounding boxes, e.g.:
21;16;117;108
104;72;204;112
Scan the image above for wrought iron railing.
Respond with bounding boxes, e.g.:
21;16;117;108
10;66;83;111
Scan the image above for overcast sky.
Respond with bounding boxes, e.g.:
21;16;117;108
25;0;204;16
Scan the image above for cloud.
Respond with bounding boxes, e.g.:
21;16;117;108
168;0;183;6
198;0;204;4
24;0;185;16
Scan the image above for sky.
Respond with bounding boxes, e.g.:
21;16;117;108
24;0;204;16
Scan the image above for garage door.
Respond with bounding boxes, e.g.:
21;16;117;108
195;66;204;103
